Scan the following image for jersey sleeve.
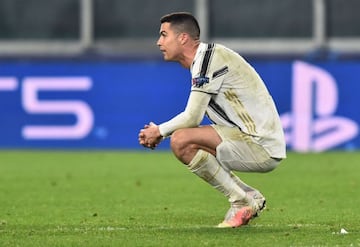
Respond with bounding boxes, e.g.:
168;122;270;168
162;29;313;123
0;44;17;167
158;91;211;137
191;44;228;95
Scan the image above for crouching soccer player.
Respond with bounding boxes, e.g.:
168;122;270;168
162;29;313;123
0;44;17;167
138;12;286;228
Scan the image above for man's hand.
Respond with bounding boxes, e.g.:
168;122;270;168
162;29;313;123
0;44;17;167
138;122;163;149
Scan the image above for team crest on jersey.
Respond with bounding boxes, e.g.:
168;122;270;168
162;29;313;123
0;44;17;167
192;76;209;88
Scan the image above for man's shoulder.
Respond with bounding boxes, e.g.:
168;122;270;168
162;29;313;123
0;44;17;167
200;43;239;59
199;42;224;51
196;43;230;59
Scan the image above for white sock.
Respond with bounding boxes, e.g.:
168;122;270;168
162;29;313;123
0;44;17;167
188;149;247;203
230;171;257;193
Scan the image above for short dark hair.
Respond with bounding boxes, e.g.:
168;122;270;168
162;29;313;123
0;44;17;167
160;12;200;40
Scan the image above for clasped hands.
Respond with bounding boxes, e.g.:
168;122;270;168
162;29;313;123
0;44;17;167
138;122;163;149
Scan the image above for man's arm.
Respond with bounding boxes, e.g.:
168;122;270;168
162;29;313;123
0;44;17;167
139;91;211;149
158;91;211;137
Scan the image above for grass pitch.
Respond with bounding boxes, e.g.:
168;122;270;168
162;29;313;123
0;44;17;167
0;151;359;246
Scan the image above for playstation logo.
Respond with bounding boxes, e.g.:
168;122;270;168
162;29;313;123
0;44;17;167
281;61;359;152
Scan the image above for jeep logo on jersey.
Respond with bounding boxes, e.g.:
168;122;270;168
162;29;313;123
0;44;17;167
192;76;209;88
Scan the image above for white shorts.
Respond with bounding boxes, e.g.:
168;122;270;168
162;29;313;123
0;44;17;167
212;125;281;173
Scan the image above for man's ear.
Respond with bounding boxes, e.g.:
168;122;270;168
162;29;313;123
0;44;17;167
179;33;188;45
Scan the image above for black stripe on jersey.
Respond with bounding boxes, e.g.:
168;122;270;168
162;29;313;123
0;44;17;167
212;66;228;79
208;99;238;127
199;43;215;77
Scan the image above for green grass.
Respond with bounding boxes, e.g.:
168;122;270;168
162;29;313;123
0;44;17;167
0;151;359;246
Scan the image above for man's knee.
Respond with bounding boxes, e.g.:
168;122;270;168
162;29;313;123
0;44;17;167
170;129;198;164
171;130;188;159
170;129;185;153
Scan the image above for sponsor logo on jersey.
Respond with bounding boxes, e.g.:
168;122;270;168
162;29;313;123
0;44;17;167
192;76;209;88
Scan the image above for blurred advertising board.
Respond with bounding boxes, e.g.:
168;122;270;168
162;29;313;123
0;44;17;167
0;59;358;151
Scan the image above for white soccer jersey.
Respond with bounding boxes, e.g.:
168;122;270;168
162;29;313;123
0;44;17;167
159;42;286;159
190;43;286;158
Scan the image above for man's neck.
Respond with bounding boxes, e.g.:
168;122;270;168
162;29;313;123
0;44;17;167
179;41;200;68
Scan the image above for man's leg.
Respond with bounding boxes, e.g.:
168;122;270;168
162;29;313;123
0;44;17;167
229;171;267;217
170;126;258;227
213;125;282;216
169;126;221;165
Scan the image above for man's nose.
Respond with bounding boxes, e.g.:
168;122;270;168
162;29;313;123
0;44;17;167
156;37;162;47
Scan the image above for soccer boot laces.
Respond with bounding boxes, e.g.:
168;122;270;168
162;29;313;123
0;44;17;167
246;190;266;218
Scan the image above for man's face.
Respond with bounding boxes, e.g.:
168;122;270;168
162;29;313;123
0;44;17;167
157;22;181;61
